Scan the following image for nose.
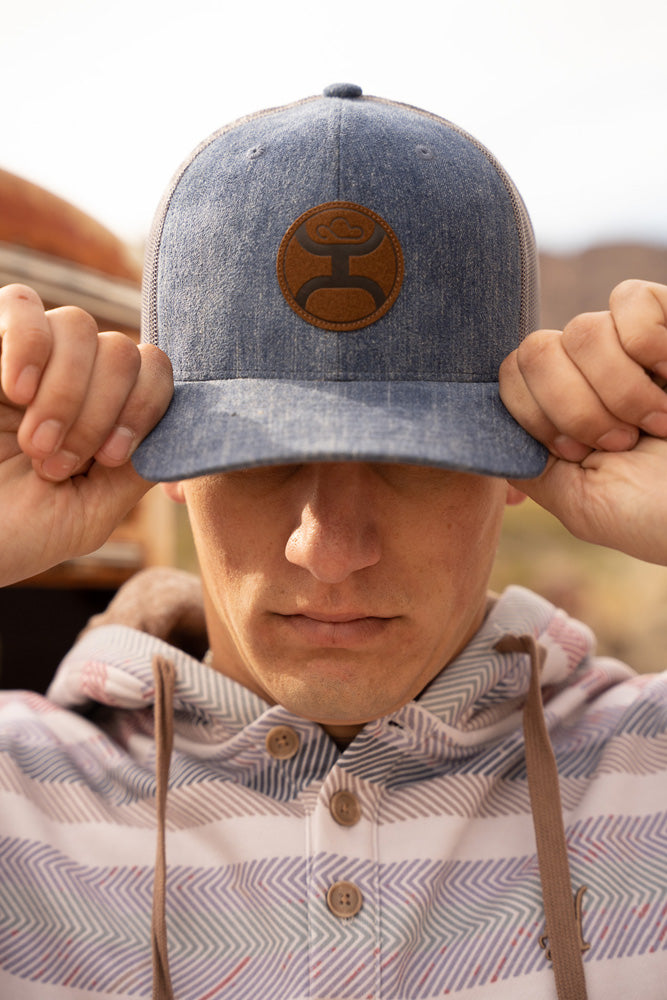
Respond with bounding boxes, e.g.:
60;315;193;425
284;464;382;583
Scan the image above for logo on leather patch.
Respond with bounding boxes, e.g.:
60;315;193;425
277;202;404;331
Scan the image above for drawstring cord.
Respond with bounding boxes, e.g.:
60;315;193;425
151;655;176;1000
496;634;589;1000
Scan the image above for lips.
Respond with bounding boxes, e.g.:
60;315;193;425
299;610;376;623
278;610;394;647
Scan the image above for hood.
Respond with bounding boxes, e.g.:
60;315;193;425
47;568;633;753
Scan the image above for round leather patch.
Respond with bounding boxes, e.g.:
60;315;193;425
277;201;404;331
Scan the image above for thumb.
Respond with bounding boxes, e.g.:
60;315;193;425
508;456;588;539
64;459;157;558
508;436;667;564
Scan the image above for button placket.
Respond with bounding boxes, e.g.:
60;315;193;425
308;768;382;996
326;789;363;919
329;788;362;827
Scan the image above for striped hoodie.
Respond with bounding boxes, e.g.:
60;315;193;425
0;578;665;999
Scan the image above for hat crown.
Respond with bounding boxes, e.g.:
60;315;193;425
135;88;546;481
143;91;538;385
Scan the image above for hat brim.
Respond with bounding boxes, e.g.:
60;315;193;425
132;379;548;482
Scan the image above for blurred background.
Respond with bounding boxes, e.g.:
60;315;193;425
1;0;666;688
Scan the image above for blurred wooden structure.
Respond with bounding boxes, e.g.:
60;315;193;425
0;168;174;690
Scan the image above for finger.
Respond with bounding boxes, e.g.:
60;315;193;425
609;280;667;377
499;348;591;462
32;331;141;481
0;284;53;405
560;306;667;437
512;329;638;454
16;305;100;464
68;459;155;556
95;343;173;472
31;341;172;484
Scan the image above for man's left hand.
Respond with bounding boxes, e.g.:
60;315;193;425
499;280;667;564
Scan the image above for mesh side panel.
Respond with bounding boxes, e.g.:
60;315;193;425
511;186;541;338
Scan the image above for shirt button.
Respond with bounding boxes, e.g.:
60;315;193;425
329;789;362;827
326;880;363;919
265;725;300;760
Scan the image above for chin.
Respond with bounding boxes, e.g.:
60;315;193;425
274;671;400;728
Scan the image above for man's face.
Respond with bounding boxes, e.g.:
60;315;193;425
168;463;518;742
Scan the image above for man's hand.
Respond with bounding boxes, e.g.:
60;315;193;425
0;284;173;586
500;279;667;564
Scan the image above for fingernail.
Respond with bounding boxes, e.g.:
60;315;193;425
41;450;79;480
31;419;64;454
596;428;637;452
642;411;667;437
98;425;136;463
14;365;40;403
553;435;590;462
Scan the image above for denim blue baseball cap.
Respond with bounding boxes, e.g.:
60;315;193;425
133;84;548;481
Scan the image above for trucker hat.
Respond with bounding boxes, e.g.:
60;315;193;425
133;83;548;481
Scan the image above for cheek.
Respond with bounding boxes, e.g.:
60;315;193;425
186;482;259;569
408;489;505;662
186;492;286;629
193;524;261;606
421;487;506;595
184;496;247;608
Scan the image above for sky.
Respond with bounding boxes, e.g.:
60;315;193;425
2;0;666;253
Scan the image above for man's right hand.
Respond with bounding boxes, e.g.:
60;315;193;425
0;284;173;587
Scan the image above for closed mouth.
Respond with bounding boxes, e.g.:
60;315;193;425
278;611;395;647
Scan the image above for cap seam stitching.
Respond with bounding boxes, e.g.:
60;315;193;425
335;100;342;198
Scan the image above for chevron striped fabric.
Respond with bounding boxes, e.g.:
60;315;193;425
0;585;665;998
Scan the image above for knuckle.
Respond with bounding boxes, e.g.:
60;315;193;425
49;305;99;342
515;330;555;374
621;327;651;359
139;343;173;380
609;278;646;309
98;331;142;374
498;350;517;377
561;312;605;351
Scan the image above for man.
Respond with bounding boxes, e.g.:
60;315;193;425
0;84;665;1000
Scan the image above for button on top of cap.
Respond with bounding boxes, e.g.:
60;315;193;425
323;83;362;99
